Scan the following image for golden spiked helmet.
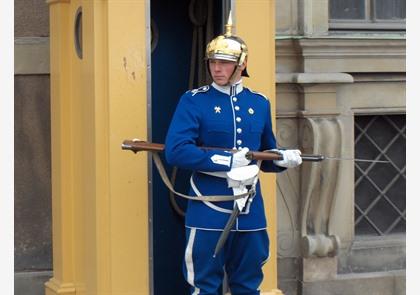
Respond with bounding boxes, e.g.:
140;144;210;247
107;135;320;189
205;12;249;77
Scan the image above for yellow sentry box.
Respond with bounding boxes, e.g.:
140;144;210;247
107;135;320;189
46;1;281;294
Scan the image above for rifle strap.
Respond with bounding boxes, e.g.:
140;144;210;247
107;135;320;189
151;152;253;202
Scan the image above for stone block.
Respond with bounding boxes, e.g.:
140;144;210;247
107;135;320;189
15;0;49;37
15;37;50;75
15;271;53;295
301;257;338;282
14;75;52;271
300;270;405;295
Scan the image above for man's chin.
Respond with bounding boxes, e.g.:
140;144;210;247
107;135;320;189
213;80;229;86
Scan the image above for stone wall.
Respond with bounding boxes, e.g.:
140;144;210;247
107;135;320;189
274;1;406;294
14;1;52;294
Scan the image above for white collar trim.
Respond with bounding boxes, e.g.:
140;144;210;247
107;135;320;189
212;80;244;96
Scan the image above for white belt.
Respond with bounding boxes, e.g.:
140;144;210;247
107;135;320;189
199;171;228;178
199;164;260;181
197;165;260;213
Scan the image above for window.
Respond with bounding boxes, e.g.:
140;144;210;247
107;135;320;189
329;0;406;30
354;115;406;236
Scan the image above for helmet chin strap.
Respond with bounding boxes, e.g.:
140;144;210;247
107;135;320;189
228;52;246;85
228;65;242;85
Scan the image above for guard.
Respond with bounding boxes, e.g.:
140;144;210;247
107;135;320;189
164;13;302;295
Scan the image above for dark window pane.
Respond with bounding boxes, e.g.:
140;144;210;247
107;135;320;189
355;115;374;129
355;130;381;157
355;179;380;211
390;218;406;234
386;175;406;211
355;166;363;182
386;135;406;170
367;198;400;233
330;0;366;20
354;115;406;236
367;163;399;191
375;0;406;20
366;116;398;150
387;115;405;130
355;133;382;171
355;217;378;235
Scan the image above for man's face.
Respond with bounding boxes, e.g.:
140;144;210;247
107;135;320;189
208;59;237;86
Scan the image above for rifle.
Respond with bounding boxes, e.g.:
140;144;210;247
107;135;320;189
121;139;389;256
122;139;326;257
121;139;325;162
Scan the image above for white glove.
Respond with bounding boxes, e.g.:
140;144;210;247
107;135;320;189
232;147;251;168
273;149;302;168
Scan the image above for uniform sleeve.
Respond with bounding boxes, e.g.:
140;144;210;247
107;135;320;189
259;99;287;173
164;94;233;172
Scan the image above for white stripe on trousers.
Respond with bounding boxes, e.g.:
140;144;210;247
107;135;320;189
185;227;200;294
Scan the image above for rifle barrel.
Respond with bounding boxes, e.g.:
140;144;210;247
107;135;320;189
121;140;325;162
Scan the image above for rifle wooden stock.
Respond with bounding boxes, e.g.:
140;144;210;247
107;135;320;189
121;139;325;162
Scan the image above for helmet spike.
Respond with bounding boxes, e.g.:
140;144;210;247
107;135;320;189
225;11;233;37
205;9;249;78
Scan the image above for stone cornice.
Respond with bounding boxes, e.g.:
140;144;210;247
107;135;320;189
276;37;406;55
276;37;406;73
297;38;406;58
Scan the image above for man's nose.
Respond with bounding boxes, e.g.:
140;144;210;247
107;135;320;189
213;61;223;71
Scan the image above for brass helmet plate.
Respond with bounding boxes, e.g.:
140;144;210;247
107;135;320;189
205;11;248;67
205;35;248;64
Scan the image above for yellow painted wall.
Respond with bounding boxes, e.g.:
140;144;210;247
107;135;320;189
46;1;150;294
46;1;76;294
106;1;150;293
236;1;281;293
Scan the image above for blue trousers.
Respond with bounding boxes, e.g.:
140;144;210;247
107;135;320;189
183;228;269;295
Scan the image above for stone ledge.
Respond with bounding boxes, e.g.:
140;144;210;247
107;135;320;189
339;236;405;274
15;271;53;295
15;37;50;75
276;73;353;84
300;270;405;295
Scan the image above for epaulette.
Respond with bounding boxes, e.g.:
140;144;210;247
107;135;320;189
189;85;210;96
248;89;269;100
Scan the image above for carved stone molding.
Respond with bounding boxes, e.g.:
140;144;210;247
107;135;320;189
299;116;343;257
298;38;405;60
275;37;406;73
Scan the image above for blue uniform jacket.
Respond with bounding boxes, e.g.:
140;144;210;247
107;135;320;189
164;81;286;231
